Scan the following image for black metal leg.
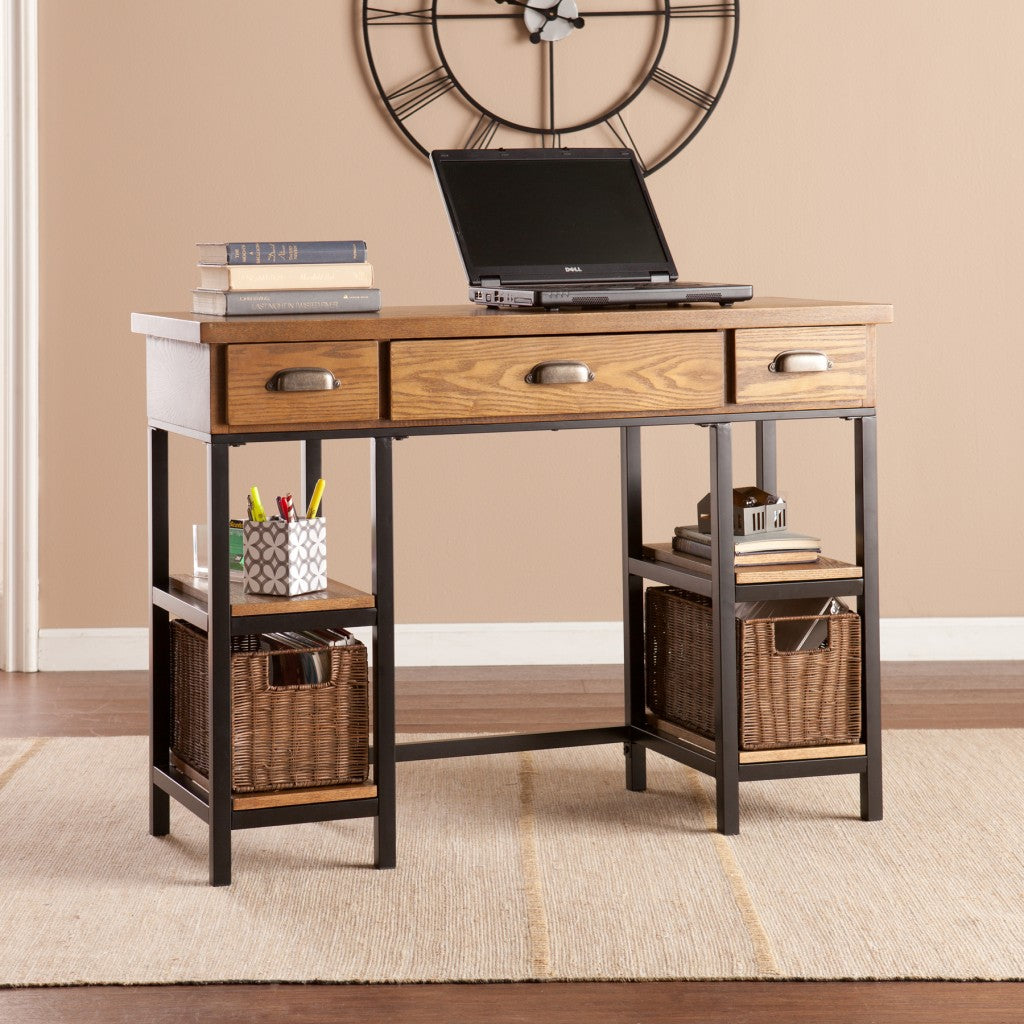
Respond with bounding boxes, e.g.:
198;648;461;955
207;442;233;885
710;423;740;835
148;427;170;837
620;426;647;792
372;436;397;868
302;439;323;516
855;416;883;821
755;420;777;495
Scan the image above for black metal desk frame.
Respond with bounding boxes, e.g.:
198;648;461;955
148;406;881;886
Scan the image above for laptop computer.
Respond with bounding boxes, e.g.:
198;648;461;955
430;147;752;310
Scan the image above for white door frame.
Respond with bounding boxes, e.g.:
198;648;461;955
2;0;40;671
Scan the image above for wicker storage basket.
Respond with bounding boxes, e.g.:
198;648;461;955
169;619;370;792
645;587;862;750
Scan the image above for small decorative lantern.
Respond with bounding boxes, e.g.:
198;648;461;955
697;486;787;536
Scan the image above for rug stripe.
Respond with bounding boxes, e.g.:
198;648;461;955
0;737;48;794
683;765;781;977
517;750;553;979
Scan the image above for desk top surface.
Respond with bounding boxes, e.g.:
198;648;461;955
131;297;894;346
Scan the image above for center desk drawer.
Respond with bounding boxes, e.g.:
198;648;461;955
225;341;379;426
390;333;723;420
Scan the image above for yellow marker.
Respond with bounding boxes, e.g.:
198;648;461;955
250;486;267;523
306;478;325;519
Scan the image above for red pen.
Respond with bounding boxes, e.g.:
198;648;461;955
276;495;288;519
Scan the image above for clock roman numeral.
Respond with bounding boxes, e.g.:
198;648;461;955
465;115;499;149
365;6;432;25
386;67;456;121
651;68;715;109
669;3;736;17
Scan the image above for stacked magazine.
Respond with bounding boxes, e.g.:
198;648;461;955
260;627;358;686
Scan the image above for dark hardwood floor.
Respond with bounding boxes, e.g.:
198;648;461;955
2;661;1022;1022
4;661;1023;737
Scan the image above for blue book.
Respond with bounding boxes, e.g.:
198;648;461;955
197;240;367;265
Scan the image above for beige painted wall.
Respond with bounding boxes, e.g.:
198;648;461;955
37;1;1024;629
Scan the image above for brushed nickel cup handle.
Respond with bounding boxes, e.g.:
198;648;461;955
768;350;833;373
524;360;595;385
265;367;342;392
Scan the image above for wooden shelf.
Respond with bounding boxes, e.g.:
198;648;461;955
641;542;862;585
169;573;374;617
169;753;375;810
231;783;377;811
647;714;866;764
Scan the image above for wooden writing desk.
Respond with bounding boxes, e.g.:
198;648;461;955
133;298;893;885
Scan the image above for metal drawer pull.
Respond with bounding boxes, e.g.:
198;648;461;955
265;367;341;392
524;360;595;385
768;350;833;373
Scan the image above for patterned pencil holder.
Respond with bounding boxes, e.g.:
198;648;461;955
242;517;327;596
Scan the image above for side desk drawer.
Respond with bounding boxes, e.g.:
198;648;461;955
732;326;871;407
390;332;723;420
225;342;379;426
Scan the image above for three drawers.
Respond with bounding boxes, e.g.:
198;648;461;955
156;324;873;434
732;326;871;407
390;332;724;420
224;341;379;426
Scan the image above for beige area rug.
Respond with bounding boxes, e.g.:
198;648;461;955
1;731;1023;986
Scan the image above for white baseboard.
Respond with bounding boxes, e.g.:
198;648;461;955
38;629;151;672
36;618;1024;671
344;622;625;667
36;622;623;671
879;618;1024;661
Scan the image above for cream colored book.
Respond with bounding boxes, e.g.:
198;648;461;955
674;524;821;554
198;261;374;291
671;536;819;566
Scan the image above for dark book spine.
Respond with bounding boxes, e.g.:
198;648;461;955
223;289;381;315
223;241;367;264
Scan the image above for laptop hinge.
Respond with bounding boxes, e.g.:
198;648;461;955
480;277;501;287
650;273;671;284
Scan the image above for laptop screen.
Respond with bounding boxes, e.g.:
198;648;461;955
431;149;677;286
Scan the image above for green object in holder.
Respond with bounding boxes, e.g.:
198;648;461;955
192;523;245;579
229;526;244;576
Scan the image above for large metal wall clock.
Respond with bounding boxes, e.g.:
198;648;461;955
362;1;739;176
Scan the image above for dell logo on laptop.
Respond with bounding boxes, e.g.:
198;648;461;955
564;265;583;272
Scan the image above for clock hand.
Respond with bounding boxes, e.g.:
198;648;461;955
494;0;585;30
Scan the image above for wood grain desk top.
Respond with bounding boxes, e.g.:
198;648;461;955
131;297;894;346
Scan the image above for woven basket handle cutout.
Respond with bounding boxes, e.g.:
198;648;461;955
250;649;340;692
767;615;834;656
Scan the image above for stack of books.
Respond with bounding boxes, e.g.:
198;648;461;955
191;240;381;316
672;524;821;566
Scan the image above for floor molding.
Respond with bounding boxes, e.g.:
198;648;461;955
879;617;1024;662
38;629;148;672
36;617;1024;671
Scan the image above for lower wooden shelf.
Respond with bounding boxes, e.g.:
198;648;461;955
647;713;866;764
170;752;376;810
170;572;374;617
230;783;377;811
